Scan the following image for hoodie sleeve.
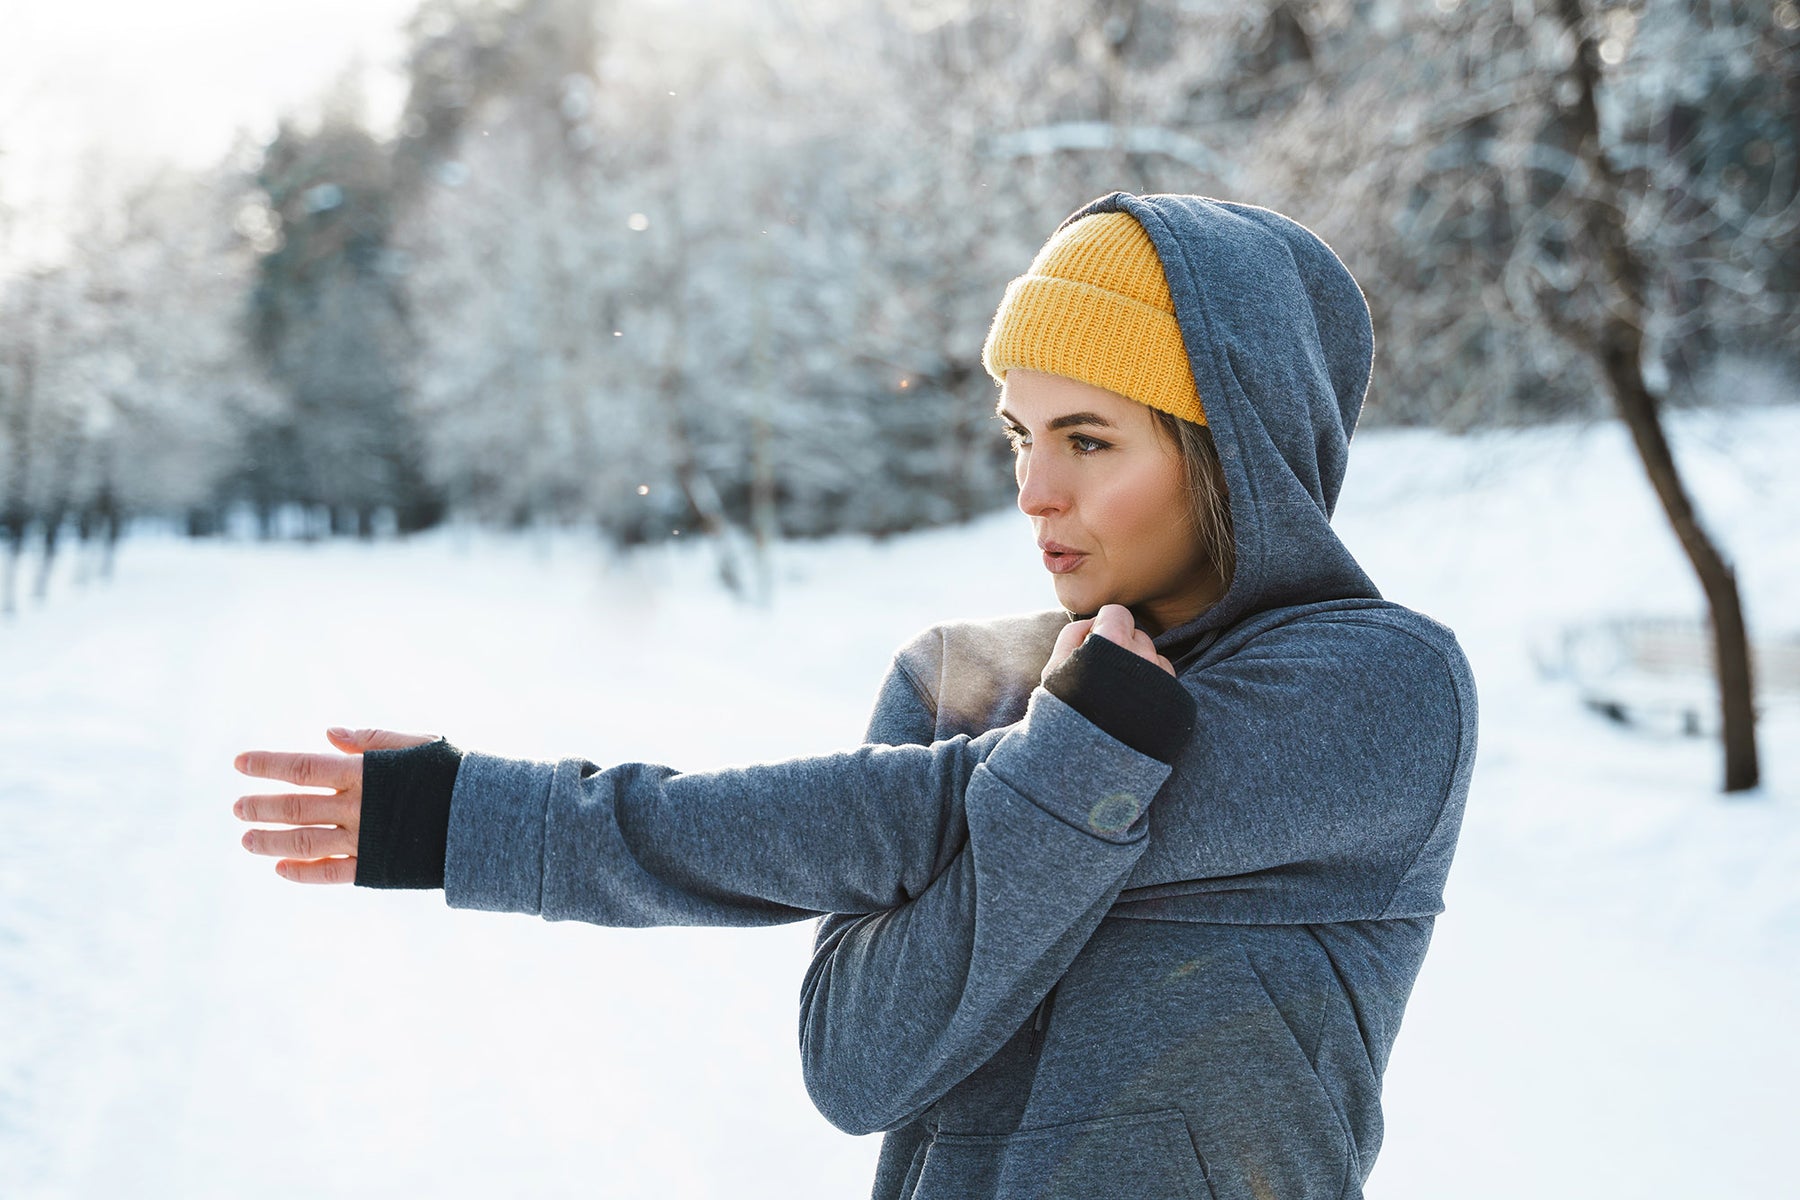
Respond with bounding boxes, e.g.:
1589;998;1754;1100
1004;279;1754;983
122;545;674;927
796;690;1178;1135
445;733;990;923
441;645;1184;931
793;638;1195;1137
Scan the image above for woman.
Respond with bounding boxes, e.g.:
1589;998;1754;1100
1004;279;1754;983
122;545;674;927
234;191;1479;1200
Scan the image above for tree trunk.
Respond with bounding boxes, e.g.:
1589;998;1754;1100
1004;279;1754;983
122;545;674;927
747;183;779;606
74;500;95;586
1;309;36;618
1553;0;1759;793
33;498;67;602
95;467;120;582
653;81;745;598
0;514;23;618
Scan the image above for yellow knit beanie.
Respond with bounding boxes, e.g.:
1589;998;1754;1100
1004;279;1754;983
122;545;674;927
980;210;1206;426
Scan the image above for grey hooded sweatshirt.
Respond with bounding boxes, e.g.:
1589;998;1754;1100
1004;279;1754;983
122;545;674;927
404;192;1478;1200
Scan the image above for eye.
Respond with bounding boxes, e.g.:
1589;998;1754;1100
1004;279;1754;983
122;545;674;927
998;423;1109;456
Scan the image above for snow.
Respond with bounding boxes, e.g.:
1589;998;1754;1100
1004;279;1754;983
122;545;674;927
3;404;1797;1198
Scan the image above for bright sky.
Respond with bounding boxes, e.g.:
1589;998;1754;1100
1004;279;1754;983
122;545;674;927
0;0;421;264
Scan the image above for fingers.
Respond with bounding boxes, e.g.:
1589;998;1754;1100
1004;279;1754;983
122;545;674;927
1053;618;1094;656
326;727;440;753
241;823;357;860
234;790;358;828
231;738;388;888
234;750;358;791
1090;603;1134;645
1089;605;1178;676
1042;618;1095;684
1092;604;1159;653
269;856;357;885
1090;604;1156;655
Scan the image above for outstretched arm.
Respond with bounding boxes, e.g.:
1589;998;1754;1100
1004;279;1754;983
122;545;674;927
234;722;1008;918
440;609;1188;930
235;609;1188;928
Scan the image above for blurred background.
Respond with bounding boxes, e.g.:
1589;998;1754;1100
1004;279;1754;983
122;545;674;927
2;1;1796;1197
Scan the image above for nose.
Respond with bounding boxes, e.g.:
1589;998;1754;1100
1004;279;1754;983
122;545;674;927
1015;447;1069;518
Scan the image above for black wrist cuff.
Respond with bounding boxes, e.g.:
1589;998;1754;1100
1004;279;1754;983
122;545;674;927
1042;634;1196;765
355;736;463;890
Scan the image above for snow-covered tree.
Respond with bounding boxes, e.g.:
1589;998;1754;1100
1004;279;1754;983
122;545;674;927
247;75;442;537
0;161;275;610
1224;0;1788;791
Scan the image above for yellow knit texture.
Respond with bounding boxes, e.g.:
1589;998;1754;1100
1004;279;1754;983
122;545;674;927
981;211;1207;426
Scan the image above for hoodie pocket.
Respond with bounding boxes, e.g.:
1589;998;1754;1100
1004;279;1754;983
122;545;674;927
906;1108;1217;1200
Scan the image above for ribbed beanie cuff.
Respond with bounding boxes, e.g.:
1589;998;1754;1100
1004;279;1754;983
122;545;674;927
982;210;1207;426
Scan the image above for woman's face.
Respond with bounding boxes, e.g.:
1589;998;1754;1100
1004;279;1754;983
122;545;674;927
998;369;1223;637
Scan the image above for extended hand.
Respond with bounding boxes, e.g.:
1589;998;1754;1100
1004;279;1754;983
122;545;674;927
233;727;438;884
1041;603;1176;685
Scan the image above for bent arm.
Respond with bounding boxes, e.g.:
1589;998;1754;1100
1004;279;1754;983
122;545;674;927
798;714;1155;1134
797;636;1194;1135
791;619;1478;1133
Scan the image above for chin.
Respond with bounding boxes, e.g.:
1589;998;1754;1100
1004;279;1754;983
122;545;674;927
1052;579;1108;618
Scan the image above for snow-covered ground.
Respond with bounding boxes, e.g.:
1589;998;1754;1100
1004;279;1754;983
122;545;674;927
3;404;1797;1199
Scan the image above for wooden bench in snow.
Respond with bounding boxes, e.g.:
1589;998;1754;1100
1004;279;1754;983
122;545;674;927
1529;615;1800;738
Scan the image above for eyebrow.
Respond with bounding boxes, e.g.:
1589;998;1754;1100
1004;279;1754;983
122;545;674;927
994;408;1119;432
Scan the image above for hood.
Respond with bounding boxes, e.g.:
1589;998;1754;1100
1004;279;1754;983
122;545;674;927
1049;191;1382;669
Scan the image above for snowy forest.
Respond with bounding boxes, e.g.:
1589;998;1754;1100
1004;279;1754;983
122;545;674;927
1;0;1794;608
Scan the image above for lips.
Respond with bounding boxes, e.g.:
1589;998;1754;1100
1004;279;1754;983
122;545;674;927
1039;539;1089;575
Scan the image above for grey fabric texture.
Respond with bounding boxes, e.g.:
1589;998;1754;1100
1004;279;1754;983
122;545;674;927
441;191;1479;1200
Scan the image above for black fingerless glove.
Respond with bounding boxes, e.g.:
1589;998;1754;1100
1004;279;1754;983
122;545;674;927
1042;634;1197;765
354;737;464;890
